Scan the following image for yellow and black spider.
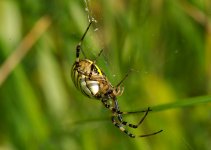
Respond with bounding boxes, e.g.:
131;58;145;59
71;21;163;138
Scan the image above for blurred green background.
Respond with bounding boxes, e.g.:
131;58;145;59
0;0;211;149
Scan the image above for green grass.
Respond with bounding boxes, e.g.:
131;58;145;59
0;0;211;150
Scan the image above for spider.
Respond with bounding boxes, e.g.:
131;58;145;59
71;21;163;138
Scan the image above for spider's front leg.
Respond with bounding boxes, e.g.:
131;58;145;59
75;21;93;62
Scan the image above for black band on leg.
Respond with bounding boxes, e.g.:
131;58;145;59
76;45;81;58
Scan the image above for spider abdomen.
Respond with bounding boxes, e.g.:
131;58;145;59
71;59;107;99
80;76;100;98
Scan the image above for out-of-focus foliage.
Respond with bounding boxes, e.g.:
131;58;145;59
0;0;211;149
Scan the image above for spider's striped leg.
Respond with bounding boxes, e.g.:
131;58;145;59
112;114;163;138
101;98;127;125
112;98;163;136
120;107;151;128
111;116;136;138
101;99;149;115
102;98;153;130
112;97;152;129
102;99;163;137
76;21;93;61
101;98;121;112
116;107;163;137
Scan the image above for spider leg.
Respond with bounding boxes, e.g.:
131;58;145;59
110;98;163;137
139;130;163;137
101;99;150;115
76;21;93;62
111;116;136;138
116;69;132;87
112;97;151;129
111;115;163;138
117;108;163;137
93;49;104;63
120;107;151;128
102;98;151;129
